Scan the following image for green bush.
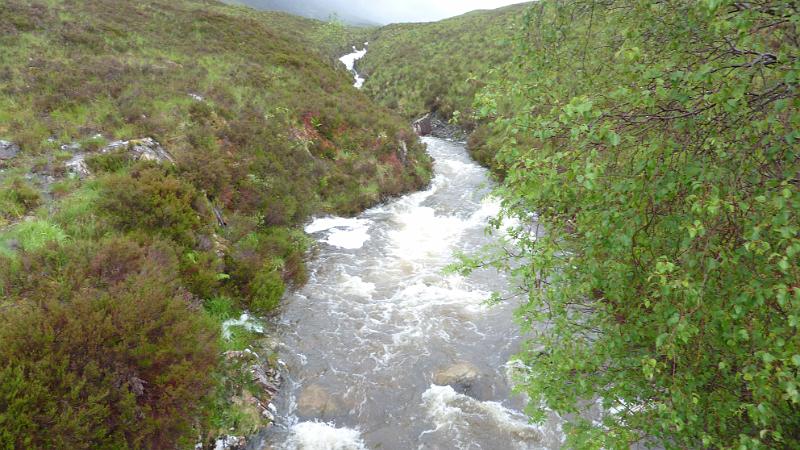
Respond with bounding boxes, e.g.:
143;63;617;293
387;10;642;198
0;238;219;449
0;178;41;225
1;219;67;253
98;165;205;245
51;183;105;240
180;249;225;300
85;150;131;173
204;296;238;323
248;268;285;314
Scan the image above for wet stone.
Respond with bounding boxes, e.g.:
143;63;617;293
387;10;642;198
434;362;494;400
297;384;340;418
433;362;480;386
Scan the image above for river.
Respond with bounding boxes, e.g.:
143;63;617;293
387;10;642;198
248;135;565;450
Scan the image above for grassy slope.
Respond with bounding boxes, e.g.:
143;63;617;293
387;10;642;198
358;3;528;123
0;0;430;447
220;4;375;61
0;0;428;218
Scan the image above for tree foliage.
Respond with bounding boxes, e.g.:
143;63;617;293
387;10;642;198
475;0;800;447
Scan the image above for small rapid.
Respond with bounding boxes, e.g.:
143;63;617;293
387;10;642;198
255;138;565;449
339;44;368;88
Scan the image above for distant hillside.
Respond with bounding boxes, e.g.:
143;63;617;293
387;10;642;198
224;0;380;26
0;0;429;448
359;3;529;123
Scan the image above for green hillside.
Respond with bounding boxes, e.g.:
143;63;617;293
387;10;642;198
358;4;528;122
0;0;429;447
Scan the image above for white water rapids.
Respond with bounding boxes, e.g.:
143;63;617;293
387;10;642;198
250;137;566;449
339;44;368;89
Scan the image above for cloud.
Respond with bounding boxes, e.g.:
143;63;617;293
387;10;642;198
357;0;525;23
229;0;527;24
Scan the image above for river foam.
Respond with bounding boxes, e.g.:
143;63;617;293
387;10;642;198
282;421;366;450
305;217;372;250
420;385;542;448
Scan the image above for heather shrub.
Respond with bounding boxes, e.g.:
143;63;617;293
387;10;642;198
85;150;131;173
98;164;206;245
0;238;219;449
248;267;285;314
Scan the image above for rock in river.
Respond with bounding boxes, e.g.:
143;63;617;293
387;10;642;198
413;113;433;136
433;361;494;400
434;362;480;386
297;384;340;418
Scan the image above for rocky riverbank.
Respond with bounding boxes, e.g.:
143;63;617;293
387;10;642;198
412;112;467;142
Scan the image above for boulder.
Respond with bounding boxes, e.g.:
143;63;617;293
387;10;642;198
433;362;480;386
65;154;91;178
433;361;495;399
413;113;433;136
102;137;175;164
297;384;340;417
0;140;20;160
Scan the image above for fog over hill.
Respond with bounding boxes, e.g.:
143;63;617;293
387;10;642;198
226;0;526;24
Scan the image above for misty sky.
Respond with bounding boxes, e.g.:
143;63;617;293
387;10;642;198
232;0;528;24
351;0;527;23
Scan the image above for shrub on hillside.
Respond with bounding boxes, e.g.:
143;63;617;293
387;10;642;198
98;164;206;246
0;237;219;449
248;267;286;314
0;178;41;224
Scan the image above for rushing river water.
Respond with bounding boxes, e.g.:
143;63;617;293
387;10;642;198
339;44;368;89
251;137;565;450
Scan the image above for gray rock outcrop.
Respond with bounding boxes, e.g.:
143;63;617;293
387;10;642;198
0;140;20;160
66;154;91;178
103;137;175;164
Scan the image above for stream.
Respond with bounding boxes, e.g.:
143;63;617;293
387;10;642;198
249;136;565;449
243;48;567;450
339;44;368;89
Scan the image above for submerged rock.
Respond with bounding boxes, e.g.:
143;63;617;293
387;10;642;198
434;362;480;386
297;384;340;417
433;362;494;400
0;140;20;160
